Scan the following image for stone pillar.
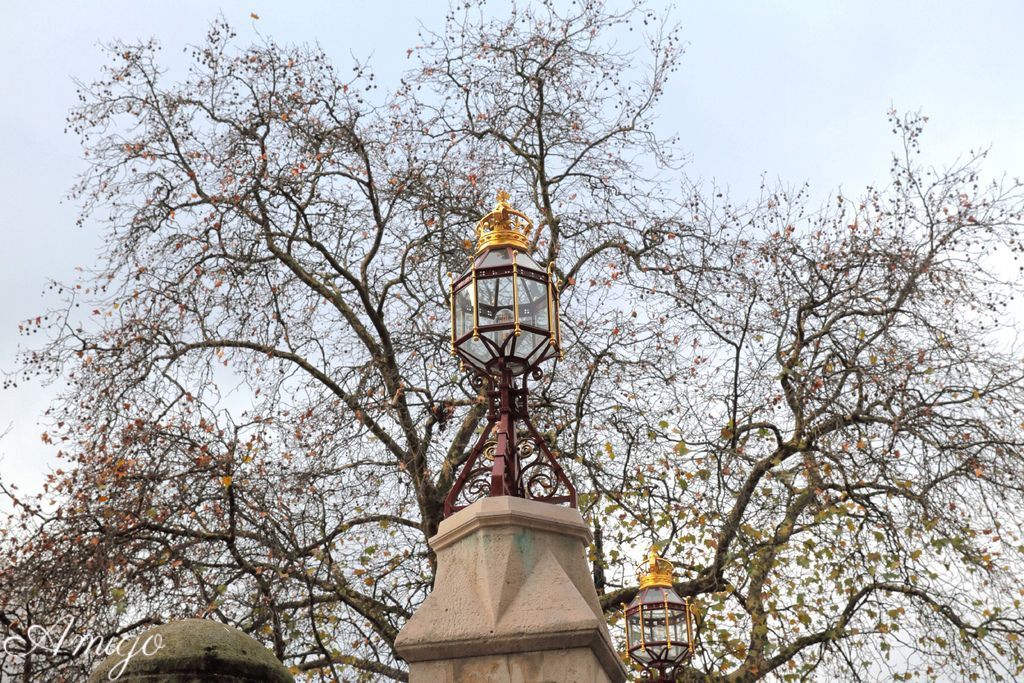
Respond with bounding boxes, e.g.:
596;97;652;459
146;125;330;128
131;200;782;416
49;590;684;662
89;618;294;682
395;496;627;683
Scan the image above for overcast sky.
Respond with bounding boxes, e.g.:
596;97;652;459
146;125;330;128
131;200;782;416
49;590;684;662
2;0;1023;494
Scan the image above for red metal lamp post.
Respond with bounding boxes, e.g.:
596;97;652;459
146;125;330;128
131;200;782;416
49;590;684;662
623;550;699;682
444;191;576;517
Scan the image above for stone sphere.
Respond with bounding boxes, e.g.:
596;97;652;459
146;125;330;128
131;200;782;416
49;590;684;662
88;619;294;683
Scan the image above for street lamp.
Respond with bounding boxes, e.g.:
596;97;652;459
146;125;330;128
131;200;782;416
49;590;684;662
444;190;576;517
623;549;698;682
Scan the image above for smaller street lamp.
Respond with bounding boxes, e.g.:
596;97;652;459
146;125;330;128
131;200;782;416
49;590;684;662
623;549;698;682
444;190;575;517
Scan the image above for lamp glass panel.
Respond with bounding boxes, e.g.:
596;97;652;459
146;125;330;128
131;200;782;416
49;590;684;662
516;250;545;272
462;336;490;366
517;276;549;332
627;610;642;648
476;276;513;351
644;606;667;645
666;643;688;664
667;608;687;646
496;276;514;311
478;247;513;269
476;277;496;315
459;310;474;339
630;644;655;665
487;322;514;353
454;285;474;338
477;277;516;321
515;330;548;364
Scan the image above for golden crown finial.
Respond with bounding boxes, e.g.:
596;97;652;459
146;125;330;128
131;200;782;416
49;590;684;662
474;190;533;253
638;547;675;589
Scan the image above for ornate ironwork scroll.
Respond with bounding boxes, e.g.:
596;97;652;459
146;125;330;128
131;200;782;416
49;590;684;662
444;369;576;517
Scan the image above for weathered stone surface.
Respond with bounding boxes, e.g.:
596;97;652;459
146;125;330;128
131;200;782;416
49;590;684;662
395;496;627;683
88;619;294;683
409;648;615;683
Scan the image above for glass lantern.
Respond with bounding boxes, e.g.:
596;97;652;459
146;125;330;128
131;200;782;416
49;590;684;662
624;550;697;681
450;191;561;377
442;190;576;518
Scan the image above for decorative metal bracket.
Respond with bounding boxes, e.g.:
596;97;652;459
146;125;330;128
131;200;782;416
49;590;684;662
443;367;577;517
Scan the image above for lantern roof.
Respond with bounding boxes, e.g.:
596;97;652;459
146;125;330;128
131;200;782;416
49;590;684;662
638;548;675;589
475;190;534;254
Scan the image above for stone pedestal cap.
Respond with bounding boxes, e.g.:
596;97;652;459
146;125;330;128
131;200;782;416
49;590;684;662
88;618;294;683
396;496;627;682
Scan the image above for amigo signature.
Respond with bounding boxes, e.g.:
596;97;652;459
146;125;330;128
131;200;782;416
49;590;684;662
2;616;164;681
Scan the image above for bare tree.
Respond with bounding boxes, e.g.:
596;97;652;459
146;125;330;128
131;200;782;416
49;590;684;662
593;116;1024;680
3;2;1024;681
